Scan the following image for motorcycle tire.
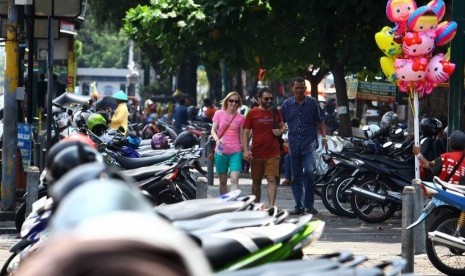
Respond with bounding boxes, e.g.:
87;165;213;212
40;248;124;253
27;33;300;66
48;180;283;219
313;166;337;198
331;177;357;218
0;252;17;276
349;179;397;223
15;202;26;232
321;179;345;217
426;212;465;276
177;181;196;200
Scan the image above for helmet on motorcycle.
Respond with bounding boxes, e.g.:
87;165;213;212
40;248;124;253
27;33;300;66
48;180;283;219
449;130;465;151
74;111;91;129
380;111;399;130
112;90;128;101
174;130;199;149
49;162;134;208
45;140;103;185
127;133;141;149
151;133;169;150
420;117;443;137
363;124;381;139
61;133;96;148
87;113;107;136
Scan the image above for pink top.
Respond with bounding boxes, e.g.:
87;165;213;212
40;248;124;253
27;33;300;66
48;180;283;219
212;110;245;154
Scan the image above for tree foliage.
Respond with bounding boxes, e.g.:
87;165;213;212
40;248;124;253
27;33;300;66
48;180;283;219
77;11;129;68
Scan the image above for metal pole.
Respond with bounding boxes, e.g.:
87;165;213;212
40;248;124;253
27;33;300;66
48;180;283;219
413;179;426;254
25;166;40;216
401;185;415;273
46;14;55;150
1;0;19;211
448;0;465;135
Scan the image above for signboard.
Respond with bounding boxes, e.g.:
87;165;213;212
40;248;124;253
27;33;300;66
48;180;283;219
347;79;358;100
17;123;32;170
356;81;396;103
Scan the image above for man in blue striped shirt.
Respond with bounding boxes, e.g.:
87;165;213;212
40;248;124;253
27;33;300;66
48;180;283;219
281;76;328;215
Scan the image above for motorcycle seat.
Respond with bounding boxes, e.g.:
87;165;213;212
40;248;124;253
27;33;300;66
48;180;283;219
193;215;313;270
359;155;413;170
173;209;280;234
154;196;256;221
434;176;465;195
122;163;176;181
114;151;176;169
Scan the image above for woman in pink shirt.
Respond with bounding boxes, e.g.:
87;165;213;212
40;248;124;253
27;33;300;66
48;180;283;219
211;92;245;195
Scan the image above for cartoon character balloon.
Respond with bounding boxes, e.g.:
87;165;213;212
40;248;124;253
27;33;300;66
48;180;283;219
375;26;403;58
402;31;435;57
426;53;455;84
380;0;456;95
386;0;417;41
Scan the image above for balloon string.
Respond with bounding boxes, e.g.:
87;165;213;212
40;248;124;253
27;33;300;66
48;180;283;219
408;87;415;119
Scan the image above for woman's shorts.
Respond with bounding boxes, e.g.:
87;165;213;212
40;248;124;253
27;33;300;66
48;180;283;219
214;151;243;174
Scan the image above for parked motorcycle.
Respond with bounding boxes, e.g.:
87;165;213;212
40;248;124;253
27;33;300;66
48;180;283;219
407;176;465;275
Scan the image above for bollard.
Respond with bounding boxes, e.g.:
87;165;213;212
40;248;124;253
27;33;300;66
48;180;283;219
206;140;215;187
401;185;415;273
25;166;41;217
33;142;40;167
199;133;207;166
412;179;426;254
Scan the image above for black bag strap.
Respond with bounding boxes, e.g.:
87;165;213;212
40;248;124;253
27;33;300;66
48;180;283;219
445;151;465;182
272;107;278;128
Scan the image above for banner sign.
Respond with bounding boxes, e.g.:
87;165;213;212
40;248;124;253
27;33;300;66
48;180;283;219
356;81;396;103
17;123;32;170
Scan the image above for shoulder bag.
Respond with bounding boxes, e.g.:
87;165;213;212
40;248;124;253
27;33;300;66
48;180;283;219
272;108;284;154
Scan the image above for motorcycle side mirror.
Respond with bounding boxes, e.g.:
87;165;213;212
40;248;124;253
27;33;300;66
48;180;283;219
383;141;393;148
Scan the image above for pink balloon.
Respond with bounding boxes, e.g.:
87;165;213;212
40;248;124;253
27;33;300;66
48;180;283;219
426;54;456;83
435;21;457;46
402;31;435;57
395;58;428;82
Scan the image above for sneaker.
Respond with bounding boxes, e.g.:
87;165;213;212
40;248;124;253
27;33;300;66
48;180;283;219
281;179;291;186
305;208;319;215
289;208;305;216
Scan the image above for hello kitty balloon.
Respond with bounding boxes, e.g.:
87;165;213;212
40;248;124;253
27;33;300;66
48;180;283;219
395;58;428;82
402;31;435;57
426;54;456;84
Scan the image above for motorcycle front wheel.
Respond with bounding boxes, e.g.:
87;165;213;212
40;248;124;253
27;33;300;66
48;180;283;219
426;212;465;276
349;179;397;223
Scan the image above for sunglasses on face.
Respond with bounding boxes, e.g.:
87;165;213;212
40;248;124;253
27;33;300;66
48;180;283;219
228;99;239;104
262;97;273;102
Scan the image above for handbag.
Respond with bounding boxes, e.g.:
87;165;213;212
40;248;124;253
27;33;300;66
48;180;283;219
272;108;284;153
208;112;237;161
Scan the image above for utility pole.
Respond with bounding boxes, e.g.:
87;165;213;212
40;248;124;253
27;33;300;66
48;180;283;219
448;0;465;134
2;0;19;210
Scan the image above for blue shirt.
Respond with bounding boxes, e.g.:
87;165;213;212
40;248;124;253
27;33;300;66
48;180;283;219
281;96;325;155
172;104;188;130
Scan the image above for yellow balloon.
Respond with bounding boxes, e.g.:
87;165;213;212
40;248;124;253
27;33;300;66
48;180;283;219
380;57;396;82
375;26;402;58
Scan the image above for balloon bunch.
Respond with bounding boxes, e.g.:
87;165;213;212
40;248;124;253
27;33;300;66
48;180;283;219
376;0;457;96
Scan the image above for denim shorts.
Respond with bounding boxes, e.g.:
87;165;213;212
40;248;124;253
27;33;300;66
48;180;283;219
215;151;243;174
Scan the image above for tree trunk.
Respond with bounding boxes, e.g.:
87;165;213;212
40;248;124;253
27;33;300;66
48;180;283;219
332;65;352;137
204;63;222;103
177;55;199;104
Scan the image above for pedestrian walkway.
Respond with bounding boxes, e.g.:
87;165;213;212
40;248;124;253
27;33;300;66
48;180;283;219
0;174;443;275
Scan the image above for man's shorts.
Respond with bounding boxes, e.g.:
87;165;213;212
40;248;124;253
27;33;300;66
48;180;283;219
250;156;280;181
215;152;243;174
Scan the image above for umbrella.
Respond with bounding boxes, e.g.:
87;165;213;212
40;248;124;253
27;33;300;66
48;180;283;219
95;96;117;111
